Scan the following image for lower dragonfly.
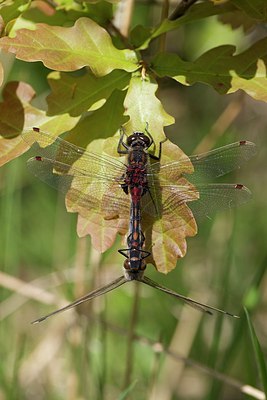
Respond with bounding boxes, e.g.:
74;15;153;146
32;223;239;324
21;127;256;323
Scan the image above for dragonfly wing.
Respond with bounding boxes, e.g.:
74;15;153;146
148;141;257;181
145;141;255;220
27;155;131;218
188;183;252;221
189;141;257;180
159;183;251;221
24;128;131;218
22;128;127;178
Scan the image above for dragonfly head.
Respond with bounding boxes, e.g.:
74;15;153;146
127;132;151;149
123;258;146;281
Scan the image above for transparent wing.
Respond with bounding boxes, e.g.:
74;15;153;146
148;141;257;181
158;183;252;221
23;128;131;217
143;140;256;220
189;141;257;181
22;128;127;180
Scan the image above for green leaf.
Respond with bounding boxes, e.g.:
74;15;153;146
65;89;128;148
0;17;139;76
231;0;267;21
229;60;267;102
138;2;235;50
0;81;79;166
47;69;130;116
129;25;152;49
218;9;259;33
152;37;267;99
123;74;174;156
0;0;30;24
244;307;267;398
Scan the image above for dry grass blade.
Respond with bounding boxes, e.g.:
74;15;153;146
0;271;55;304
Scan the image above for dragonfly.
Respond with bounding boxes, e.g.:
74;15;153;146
22;127;257;239
22;127;256;323
31;205;239;324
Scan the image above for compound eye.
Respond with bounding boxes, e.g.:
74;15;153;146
124;259;131;270
142;135;151;147
127;134;135;146
141;260;146;271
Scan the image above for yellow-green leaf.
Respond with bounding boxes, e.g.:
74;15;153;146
0;17;138;76
123;75;174;157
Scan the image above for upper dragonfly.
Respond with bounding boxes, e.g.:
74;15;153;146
22;127;257;273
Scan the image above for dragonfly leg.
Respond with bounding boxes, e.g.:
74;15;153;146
144;123;167;160
118;247;150;260
117;127;129;154
121;182;129;195
118;248;129;258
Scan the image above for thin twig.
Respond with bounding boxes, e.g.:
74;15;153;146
169;0;199;21
159;0;170;52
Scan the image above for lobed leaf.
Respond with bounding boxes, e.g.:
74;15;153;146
47;69;130;116
152;38;267;100
229;60;267;102
77;211;128;253
0;81;78;166
231;0;267;21
0;17;138;76
123;75;174;157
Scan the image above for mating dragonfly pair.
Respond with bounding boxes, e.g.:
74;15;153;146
22;127;257;323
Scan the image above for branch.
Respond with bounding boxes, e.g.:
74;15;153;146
169;0;199;21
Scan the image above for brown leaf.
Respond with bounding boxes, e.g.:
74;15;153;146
0;81;79;166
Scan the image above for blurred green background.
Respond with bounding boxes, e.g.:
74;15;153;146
0;8;267;400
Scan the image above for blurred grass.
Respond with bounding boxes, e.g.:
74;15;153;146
1;13;267;400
